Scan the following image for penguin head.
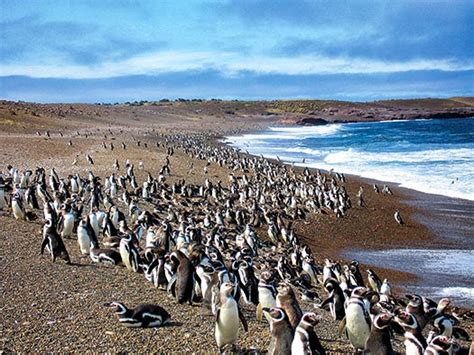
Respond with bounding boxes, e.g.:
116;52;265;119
300;312;321;327
429;335;452;350
220;282;235;296
276;282;294;298
405;294;423;307
373;312;394;329
106;302;128;315
395;311;418;330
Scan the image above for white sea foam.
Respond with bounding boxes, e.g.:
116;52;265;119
286;147;322;155
323;148;473;164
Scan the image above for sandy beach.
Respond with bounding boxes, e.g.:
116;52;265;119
0;100;473;353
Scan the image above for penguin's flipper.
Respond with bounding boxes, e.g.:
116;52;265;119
318;292;334;311
40;237;49;255
338;316;346;337
256;303;263;322
238;306;248;332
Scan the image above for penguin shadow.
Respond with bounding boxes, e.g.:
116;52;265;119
68;261;97;268
161;321;182;328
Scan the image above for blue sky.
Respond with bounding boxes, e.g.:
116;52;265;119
0;0;473;102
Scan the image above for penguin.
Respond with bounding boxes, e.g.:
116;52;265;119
424;335;453;355
394;210;404;225
364;312;395;355
170;250;195;305
119;234;140;272
367;269;383;292
318;278;345;321
256;270;277;322
406;294;428;330
41;220;70;264
264;307;294;355
214;282;248;352
89;241;122;265
344;287;373;352
58;207;75;238
107;302;170;328
235;260;259;305
11;193;26;220
291;312;326;355
77;217;97;255
276;282;303;330
395;310;426;355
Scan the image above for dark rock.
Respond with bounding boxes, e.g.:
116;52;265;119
296;117;328;126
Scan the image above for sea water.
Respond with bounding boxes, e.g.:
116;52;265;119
225;117;474;304
225;117;474;201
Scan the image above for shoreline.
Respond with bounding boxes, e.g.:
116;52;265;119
220;124;474;305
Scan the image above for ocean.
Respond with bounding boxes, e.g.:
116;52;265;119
225;117;474;201
225;117;474;306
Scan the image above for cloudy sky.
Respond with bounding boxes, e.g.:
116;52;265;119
1;0;473;102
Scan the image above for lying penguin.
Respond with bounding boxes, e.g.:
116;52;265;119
106;302;171;328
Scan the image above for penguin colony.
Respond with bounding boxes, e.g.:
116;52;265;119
1;132;472;354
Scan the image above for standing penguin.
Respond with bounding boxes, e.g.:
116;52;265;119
291;312;326;355
264;307;294;355
11;193;25;220
276;282;303;330
119;234;140;272
215;282;248;352
256;270;277;322
41;219;70;264
394;210;404;225
77;217;96;255
344;287;373;352
364;312;395;355
318;279;346;321
170;250;195;305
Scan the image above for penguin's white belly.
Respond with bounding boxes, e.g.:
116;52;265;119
405;340;423;355
77;229;90;254
259;289;276;322
12;203;24;219
346;305;370;350
63;216;74;237
291;332;306;355
120;244;132;269
215;302;240;347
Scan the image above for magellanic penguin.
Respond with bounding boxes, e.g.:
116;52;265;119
11;193;26;220
318;278;345;321
364;312;395;355
264;307;294;355
394;310;427;355
291;312;326;355
256;270;277;322
107;302;170;328
276;282;303;330
214;282;248;352
41;219;70;264
77;218;96;254
170;250;195;305
119;234;140;272
343;287;373;352
89;241;122;265
424;335;454;355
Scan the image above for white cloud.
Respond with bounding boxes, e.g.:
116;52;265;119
0;51;472;79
